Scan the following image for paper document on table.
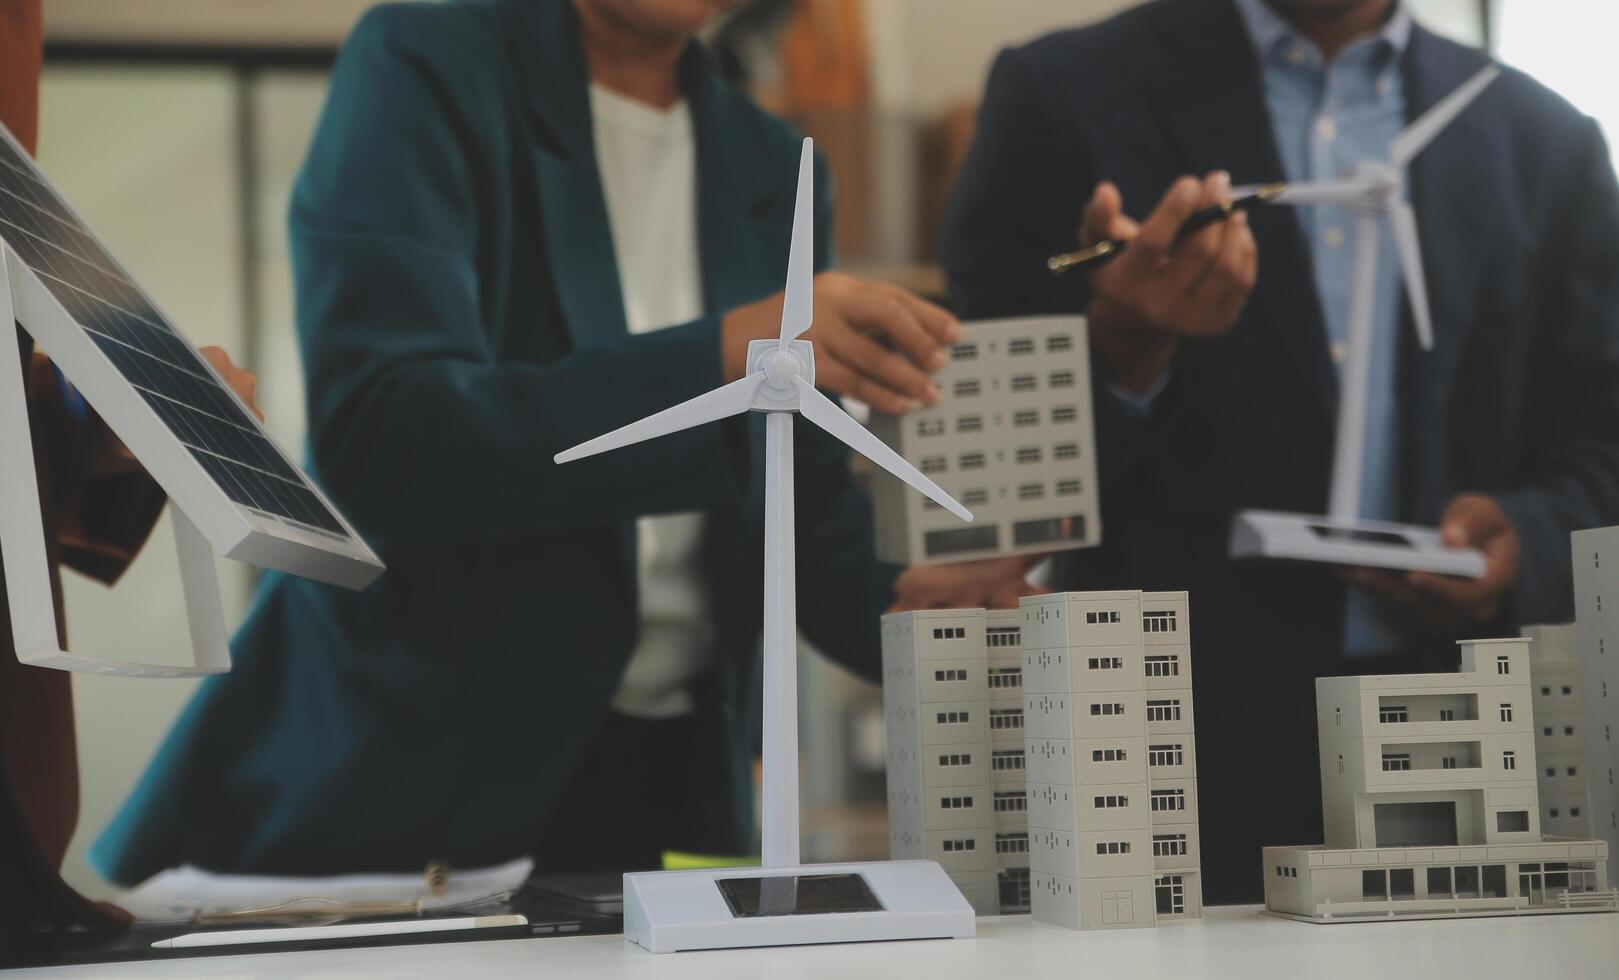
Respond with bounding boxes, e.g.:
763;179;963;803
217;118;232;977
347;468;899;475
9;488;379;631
119;856;533;923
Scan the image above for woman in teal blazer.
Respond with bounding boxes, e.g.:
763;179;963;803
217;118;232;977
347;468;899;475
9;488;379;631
92;0;980;882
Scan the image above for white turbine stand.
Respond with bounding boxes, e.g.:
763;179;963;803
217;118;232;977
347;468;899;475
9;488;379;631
1230;65;1501;579
556;139;977;953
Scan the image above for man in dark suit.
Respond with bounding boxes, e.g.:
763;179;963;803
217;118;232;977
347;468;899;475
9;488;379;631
942;0;1619;902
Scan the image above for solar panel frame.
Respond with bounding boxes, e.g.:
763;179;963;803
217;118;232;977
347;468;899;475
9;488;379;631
0;121;381;591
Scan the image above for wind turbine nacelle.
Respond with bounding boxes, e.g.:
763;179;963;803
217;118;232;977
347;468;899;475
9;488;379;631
1350;161;1401;202
747;338;816;411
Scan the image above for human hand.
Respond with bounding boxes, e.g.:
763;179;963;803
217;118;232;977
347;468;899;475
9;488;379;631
199;346;264;422
721;271;962;415
90;346;262;474
890;554;1049;612
1082;172;1258;393
1340;494;1520;633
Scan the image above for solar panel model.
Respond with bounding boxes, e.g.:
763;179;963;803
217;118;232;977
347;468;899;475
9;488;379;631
0;120;382;677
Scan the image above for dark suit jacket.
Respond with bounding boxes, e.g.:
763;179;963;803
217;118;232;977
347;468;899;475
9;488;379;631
92;0;895;885
942;0;1619;903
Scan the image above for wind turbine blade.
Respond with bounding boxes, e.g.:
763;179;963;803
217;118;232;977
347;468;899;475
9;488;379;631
1389;65;1500;167
792;377;973;523
555;373;764;464
1389;199;1434;350
778;138;814;347
1267;180;1373;206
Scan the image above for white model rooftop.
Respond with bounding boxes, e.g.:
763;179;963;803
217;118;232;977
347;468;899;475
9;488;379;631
1230;66;1500;579
556;139;975;953
869;316;1099;567
0;120;382;678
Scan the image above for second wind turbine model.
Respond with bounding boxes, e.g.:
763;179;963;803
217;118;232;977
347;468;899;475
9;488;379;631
1231;64;1500;578
556;138;977;953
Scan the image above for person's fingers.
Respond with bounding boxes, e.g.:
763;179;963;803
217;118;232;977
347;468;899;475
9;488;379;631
883;285;962;346
1156;171;1232;300
1342;566;1427;608
1421;493;1517;595
1182;210;1255;334
199;346;265;421
843;289;943;370
1343;566;1470;632
826;324;940;405
814;356;913;415
1112;176;1201;279
841;286;954;370
1439;494;1509;551
1081;181;1124;247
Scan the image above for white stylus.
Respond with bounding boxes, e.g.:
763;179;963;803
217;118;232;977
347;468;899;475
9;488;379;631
151;914;529;949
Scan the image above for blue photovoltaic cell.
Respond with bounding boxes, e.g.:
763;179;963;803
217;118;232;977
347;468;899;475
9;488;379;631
0;132;346;536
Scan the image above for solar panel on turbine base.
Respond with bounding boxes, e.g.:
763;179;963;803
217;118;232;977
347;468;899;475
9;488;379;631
0;119;381;676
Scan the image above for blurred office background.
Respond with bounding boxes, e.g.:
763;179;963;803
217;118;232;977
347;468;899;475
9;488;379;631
34;0;1611;897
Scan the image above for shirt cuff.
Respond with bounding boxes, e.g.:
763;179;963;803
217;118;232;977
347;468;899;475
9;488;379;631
1106;369;1172;419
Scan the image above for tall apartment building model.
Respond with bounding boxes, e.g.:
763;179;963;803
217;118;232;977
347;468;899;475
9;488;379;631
1522;624;1594;839
869;316;1100;567
881;608;1031;916
1020;590;1204;930
1262;637;1618;922
1572;527;1619;859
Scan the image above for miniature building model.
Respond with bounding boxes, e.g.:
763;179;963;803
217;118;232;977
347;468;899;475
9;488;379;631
1523;624;1594;839
869;316;1100;567
882;609;1000;915
1020;590;1203;930
882;609;1033;915
1263;638;1618;922
1572;527;1619;859
985;608;1032;913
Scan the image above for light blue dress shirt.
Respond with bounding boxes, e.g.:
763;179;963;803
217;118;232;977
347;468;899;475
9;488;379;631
1234;0;1413;655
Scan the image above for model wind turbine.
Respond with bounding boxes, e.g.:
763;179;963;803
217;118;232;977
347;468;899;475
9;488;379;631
1231;65;1500;578
556;138;977;953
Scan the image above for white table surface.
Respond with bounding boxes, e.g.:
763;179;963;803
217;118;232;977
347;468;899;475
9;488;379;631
15;905;1618;979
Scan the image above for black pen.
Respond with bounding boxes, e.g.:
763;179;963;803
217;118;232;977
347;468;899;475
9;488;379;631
1046;182;1285;274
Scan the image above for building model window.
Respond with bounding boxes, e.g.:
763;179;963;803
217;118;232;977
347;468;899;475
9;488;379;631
1142;610;1177;632
1150;789;1186;812
1144;655;1179;677
1145;700;1181;722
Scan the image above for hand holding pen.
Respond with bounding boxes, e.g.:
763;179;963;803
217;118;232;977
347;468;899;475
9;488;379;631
1050;179;1279;274
1079;172;1260;395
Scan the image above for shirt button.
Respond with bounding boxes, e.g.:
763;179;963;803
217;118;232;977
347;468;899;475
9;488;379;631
1287;44;1309;65
1331;342;1348;364
1324;226;1345;248
1377;76;1393;96
1316;116;1338;141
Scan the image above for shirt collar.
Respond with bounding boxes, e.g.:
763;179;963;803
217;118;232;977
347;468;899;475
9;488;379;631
1232;0;1412;63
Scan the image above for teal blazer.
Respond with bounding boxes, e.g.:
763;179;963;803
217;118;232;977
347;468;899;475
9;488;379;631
92;0;896;884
